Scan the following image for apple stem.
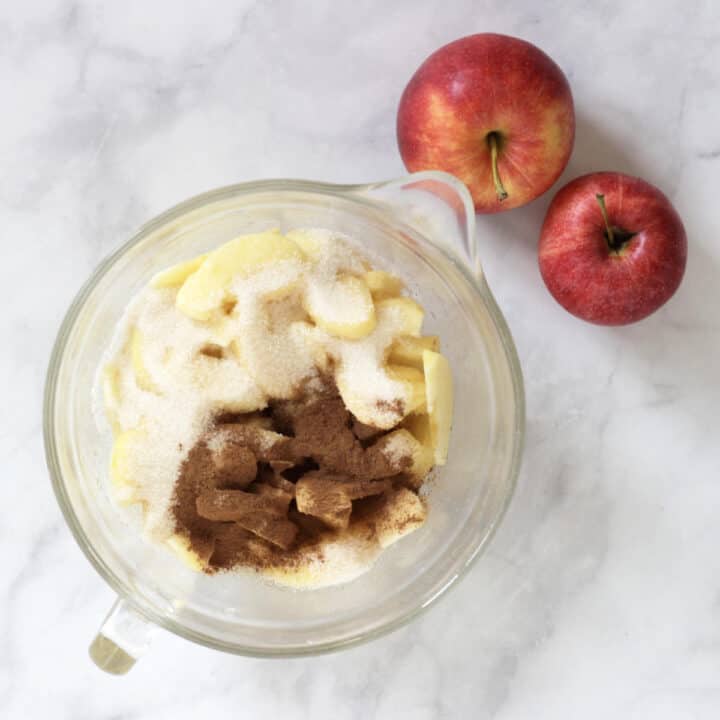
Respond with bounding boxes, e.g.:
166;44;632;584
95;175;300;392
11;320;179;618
595;193;616;247
595;194;638;253
487;132;508;202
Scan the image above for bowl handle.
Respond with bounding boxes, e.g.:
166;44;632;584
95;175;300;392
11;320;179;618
88;598;157;674
351;171;481;279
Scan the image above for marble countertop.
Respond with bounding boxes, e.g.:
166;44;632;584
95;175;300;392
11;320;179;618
3;0;719;717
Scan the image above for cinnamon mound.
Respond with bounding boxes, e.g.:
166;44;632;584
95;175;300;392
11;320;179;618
171;384;423;573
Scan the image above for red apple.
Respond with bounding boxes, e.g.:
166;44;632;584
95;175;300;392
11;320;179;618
538;172;687;325
397;33;575;213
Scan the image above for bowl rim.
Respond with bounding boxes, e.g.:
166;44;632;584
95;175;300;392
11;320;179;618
43;174;525;657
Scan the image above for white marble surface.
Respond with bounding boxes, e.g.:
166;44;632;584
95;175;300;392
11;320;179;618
2;0;719;717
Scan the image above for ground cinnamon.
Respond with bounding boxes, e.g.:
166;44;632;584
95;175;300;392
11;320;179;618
170;382;422;573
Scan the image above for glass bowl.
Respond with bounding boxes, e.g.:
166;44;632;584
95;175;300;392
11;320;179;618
43;172;524;672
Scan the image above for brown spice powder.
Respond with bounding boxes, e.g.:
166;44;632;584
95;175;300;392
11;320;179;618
170;382;425;574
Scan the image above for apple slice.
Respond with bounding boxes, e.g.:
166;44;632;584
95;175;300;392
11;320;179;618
285;228;326;260
176;230;302;321
285;228;367;273
166;534;210;572
375;487;427;548
289;321;333;373
388;335;439;369
110;429;145;505
130;327;159;393
376;428;434;486
150;254;207;289
422;349;453;465
102;364;123;435
387;364;426;414
364;270;405;300
102;363;122;407
402;411;433;446
376;297;424;336
304;275;376;339
335;361;425;429
208;315;236;347
228;338;243;363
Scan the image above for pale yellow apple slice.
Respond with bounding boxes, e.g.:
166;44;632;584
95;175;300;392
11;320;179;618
376;297;424;336
422;349;453;465
334;369;395;429
375;487;427;548
288;321;333;373
150;254;207;289
237;307;317;399
402;411;433;448
364;270;405;300
191;342;268;411
102;364;123;435
110;429;145;505
304;275;376;339
388;335;439;369
335;361;424;429
176;230;302;321
285;228;325;260
376;428;434;486
166;534;209;572
387;364;426;414
285;228;368;273
102;363;122;406
228;338;243;363
208;315;237;347
130;327;159;393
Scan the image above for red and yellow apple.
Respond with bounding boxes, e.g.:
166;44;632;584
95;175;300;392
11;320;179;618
397;33;575;213
538;172;687;325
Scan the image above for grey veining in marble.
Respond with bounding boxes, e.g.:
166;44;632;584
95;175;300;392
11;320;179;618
1;0;719;717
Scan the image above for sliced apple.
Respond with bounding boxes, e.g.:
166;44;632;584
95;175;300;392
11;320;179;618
110;429;144;505
364;270;405;300
334;369;392;430
192;345;268;411
286;228;369;275
402;411;433;449
335;372;372;428
376;297;424;336
176;230;302;321
387;364;426;414
207;315;236;347
375;487;427;548
228;338;243;363
150;254;207;289
336;361;424;429
285;228;325;260
289;321;333;372
422;349;453;465
377;428;434;486
237;311;316;400
388;335;439;369
304;275;376;339
102;363;121;407
166;534;210;572
102;364;123;435
130;327;159;393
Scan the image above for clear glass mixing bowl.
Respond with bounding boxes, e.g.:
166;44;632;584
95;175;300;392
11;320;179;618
43;172;524;672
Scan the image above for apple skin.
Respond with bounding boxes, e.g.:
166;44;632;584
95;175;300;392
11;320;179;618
397;33;575;213
538;172;687;325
